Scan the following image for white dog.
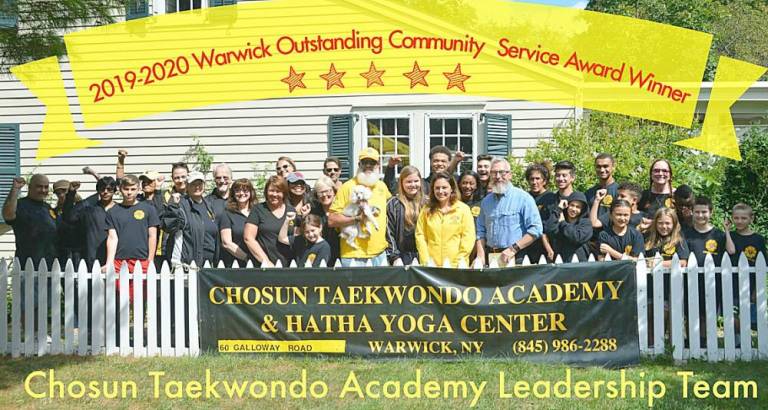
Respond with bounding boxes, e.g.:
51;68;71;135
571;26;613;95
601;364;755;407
340;185;381;249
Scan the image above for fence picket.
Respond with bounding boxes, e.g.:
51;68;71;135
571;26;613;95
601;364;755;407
651;254;664;356
721;254;736;361
77;260;88;356
686;253;701;359
49;260;61;355
703;254;719;361
23;259;35;357
160;263;172;357
738;254;751;360
91;261;104;355
10;258;21;358
174;265;187;356
147;262;158;357
635;255;649;355
669;254;683;362
105;263;117;355
0;260;7;355
756;253;768;359
64;260;75;355
133;262;145;358
118;262;130;356
37;260;51;356
188;265;199;357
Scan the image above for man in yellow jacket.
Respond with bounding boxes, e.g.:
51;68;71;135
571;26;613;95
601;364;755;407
415;172;476;267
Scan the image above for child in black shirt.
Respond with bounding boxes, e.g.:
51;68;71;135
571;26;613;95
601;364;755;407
684;197;725;267
725;203;766;266
597;199;645;260
281;214;331;267
644;208;689;268
546;192;592;262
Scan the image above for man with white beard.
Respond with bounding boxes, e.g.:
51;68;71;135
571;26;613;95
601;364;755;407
206;163;233;222
475;158;542;267
329;147;392;267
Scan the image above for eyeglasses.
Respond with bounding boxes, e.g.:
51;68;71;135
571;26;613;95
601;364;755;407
652;169;670;174
276;164;291;170
490;170;510;176
317;189;334;197
324;168;340;173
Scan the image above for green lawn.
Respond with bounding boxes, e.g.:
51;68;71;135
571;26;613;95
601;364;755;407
0;355;766;409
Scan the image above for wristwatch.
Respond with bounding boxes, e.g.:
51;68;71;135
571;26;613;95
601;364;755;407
510;243;521;254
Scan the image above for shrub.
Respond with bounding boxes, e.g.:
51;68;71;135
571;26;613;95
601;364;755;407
720;128;768;235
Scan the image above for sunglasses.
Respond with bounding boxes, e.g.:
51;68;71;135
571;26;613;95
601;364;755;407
276;164;291;170
324;167;340;173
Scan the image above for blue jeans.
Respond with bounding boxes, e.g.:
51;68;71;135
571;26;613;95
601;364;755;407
340;252;388;267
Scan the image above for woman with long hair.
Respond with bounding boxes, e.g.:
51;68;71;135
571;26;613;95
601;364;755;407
415;172;475;267
219;178;258;267
243;175;296;267
645;207;689;268
274;156;296;178
385;166;425;265
638;158;675;217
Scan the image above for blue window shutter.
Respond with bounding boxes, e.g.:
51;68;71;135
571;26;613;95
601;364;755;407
126;0;150;20
0;124;20;224
0;0;18;29
483;113;512;158
210;0;237;6
327;115;355;180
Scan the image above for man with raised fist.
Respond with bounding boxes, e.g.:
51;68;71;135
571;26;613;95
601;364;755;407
2;174;58;267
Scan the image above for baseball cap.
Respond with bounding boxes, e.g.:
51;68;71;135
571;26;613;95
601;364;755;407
286;172;306;184
53;180;69;191
187;171;205;184
358;147;379;162
139;170;161;181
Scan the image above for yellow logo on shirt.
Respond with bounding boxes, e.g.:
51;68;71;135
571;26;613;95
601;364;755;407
665;198;673;208
307;253;316;264
624;245;632;255
133;209;145;220
745;246;758;261
471;206;481;217
602;194;613;206
705;239;718;253
662;243;676;256
48;209;56;219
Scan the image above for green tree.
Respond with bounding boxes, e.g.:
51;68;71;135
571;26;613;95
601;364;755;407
720;128;768;236
587;0;768;80
0;0;124;73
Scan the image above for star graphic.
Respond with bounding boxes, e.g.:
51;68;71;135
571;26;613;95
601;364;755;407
320;63;346;90
443;64;471;92
403;61;429;88
280;66;306;93
359;61;385;88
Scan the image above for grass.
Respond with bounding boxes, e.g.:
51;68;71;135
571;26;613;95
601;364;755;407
0;355;766;409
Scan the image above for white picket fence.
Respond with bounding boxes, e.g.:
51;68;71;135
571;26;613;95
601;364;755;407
1;252;766;362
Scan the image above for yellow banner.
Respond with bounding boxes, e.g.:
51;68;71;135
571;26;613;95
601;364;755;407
218;339;346;353
10;0;766;160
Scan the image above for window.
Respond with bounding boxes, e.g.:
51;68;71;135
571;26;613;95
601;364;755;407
166;0;202;13
429;117;474;172
366;118;410;170
0;124;20;224
0;0;17;29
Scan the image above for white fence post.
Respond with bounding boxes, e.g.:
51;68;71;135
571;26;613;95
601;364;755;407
738;254;752;360
703;254;719;362
118;262;130;357
721;254;736;361
174;264;188;356
160;262;172;357
91;261;105;355
635;255;649;355
189;264;199;357
23;259;35;357
105;262;117;355
50;260;62;355
756;253;768;359
147;262;158;357
669;254;683;362
36;259;49;357
132;262;146;358
651;254;664;356
686;253;701;359
0;259;7;355
10;258;21;358
77;260;88;356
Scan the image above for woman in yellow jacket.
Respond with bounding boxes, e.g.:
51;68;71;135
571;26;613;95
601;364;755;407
415;172;476;267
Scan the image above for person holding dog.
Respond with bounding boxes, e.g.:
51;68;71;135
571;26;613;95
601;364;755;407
415;172;475;267
328;147;391;267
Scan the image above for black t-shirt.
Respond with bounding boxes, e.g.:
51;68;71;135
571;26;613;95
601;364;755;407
246;202;295;266
191;200;218;262
69;194;114;267
310;202;340;266
646;239;690;261
684;226;726;266
292;237;332;267
638;190;674;218
206;190;228;222
524;191;558;262
729;232;766;267
219;208;250;267
599;212;645;231
586;182;619;219
7;197;58;266
597;226;645;257
105;201;160;259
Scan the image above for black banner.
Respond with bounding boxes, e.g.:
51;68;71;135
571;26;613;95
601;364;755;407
198;261;639;367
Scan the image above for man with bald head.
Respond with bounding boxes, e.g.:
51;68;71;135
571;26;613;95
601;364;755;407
2;174;58;267
205;163;233;222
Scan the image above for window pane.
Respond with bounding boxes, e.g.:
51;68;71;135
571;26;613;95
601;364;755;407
460;118;472;134
382;137;397;155
396;118;409;136
460;137;473;154
430;118;442;135
367;138;381;153
367;119;380;136
382;119;395;135
445;119;458;134
430;137;442;148
445;137;457;150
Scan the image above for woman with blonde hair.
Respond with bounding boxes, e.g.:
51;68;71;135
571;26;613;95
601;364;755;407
310;175;340;266
385;166;425;265
415;172;475;267
645;207;689;268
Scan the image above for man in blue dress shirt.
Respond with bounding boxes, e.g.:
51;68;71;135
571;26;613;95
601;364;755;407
475;158;543;266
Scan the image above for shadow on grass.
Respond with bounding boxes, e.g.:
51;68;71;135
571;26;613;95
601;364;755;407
0;355;96;391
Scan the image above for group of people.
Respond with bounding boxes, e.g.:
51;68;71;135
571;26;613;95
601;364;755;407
2;148;765;273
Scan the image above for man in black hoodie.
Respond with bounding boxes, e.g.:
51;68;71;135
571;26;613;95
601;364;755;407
545;191;593;262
